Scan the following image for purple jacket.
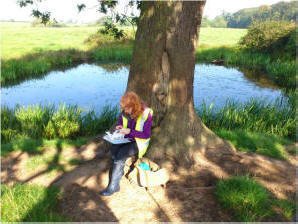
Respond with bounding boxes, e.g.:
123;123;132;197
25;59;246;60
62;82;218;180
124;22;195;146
117;107;152;142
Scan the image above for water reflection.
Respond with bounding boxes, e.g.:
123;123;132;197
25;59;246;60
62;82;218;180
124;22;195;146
1;63;288;113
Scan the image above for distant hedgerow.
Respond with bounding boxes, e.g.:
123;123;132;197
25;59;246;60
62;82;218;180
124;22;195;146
239;20;295;55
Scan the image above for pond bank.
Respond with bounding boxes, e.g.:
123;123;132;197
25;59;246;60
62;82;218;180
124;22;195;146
1;45;295;93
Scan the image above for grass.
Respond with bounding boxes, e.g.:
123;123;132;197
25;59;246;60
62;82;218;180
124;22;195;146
196;95;295;160
214;129;291;160
1;183;70;222
1;104;118;144
1;22;245;60
1;22;98;59
215;175;296;222
271;199;296;220
197;96;295;141
1;137;89;157
198;27;247;47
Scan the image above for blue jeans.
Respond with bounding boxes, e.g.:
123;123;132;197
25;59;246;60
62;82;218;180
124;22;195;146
110;142;138;161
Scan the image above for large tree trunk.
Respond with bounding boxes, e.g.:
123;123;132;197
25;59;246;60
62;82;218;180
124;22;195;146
127;1;235;166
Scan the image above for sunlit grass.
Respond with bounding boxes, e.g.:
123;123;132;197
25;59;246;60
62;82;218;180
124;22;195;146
215;175;295;222
1;22;245;60
1;183;70;222
214;129;291;160
216;175;272;221
1;22;98;60
198;27;247;47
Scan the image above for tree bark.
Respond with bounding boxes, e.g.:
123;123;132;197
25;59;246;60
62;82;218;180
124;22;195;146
127;1;235;166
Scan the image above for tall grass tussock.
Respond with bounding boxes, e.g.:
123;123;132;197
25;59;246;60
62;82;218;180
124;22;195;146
1;104;118;144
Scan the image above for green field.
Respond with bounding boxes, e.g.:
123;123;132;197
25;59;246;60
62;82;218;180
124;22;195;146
1;22;247;60
1;22;98;59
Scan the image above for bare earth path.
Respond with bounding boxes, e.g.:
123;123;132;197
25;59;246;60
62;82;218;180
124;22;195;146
1;139;296;222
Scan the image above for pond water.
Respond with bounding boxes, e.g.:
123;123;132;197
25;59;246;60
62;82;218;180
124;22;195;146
1;63;287;113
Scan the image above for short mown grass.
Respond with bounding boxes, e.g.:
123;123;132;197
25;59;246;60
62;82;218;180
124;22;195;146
1;183;70;222
215;175;296;222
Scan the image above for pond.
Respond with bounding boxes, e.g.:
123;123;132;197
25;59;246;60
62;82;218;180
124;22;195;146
1;63;288;113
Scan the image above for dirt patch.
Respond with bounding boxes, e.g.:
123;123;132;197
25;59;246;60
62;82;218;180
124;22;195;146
56;172;232;222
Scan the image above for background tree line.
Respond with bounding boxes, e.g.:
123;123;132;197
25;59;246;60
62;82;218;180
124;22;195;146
201;1;297;28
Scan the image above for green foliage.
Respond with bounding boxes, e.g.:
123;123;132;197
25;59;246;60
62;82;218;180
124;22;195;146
226;1;298;28
216;176;274;221
201;15;227;28
99;21;126;40
239;20;295;53
1;183;69;221
31;10;51;26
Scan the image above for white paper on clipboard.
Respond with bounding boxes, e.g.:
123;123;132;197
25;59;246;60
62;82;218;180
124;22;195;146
103;130;131;144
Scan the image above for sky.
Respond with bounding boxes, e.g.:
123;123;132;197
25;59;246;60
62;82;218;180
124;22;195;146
0;0;293;23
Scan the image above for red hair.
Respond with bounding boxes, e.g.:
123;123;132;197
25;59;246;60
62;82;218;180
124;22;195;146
120;91;144;120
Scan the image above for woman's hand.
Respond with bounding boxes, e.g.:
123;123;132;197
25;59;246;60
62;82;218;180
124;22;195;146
115;125;123;130
119;128;131;135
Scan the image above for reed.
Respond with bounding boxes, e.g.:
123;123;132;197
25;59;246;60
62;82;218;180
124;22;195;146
197;96;295;140
1;104;118;144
